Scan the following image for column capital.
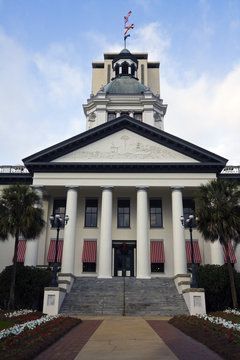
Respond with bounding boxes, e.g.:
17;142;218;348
65;186;79;190
101;186;113;191
171;186;184;191
136;186;149;191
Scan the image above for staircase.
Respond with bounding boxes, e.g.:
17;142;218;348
60;277;188;316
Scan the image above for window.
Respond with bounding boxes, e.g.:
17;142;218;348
107;64;111;83
183;198;196;226
150;241;165;273
122;61;128;75
141;64;144;84
85;199;98;227
52;199;66;228
117;199;130;228
83;262;96;272
134;112;142;121
150;199;163;228
107;112;116;121
151;263;164;273
82;240;97;272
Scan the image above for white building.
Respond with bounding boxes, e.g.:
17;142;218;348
0;48;239;296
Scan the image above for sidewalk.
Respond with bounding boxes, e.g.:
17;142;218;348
75;317;177;360
35;317;222;360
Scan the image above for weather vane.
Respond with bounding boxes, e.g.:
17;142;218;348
124;11;134;48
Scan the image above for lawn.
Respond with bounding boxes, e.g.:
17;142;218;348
169;310;240;360
0;320;12;330
0;310;81;360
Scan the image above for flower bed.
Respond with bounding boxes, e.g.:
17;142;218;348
0;315;81;360
169;312;240;360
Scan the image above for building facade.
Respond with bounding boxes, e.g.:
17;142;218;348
0;48;239;279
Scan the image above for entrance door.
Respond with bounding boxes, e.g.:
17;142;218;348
113;242;135;277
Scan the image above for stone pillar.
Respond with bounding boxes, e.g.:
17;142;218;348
210;241;224;265
61;187;78;274
98;187;113;278
24;186;43;267
171;187;187;275
136;187;150;279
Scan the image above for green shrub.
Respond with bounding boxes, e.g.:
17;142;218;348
197;264;240;311
0;264;51;310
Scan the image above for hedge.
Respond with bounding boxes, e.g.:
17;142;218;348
197;264;240;311
0;264;51;310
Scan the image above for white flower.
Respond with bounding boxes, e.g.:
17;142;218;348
0;315;59;340
4;309;36;318
224;309;240;316
196;314;240;332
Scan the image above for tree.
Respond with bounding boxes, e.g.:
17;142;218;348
196;179;240;308
0;185;45;309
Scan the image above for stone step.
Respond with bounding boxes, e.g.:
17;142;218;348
60;277;189;316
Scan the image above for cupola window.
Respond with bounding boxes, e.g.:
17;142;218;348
122;62;129;75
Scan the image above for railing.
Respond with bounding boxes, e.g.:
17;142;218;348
0;165;29;174
221;166;240;174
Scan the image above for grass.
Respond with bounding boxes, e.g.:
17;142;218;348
0;320;13;330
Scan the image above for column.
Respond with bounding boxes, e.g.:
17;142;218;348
210;241;224;265
61;187;78;274
171;187;187;275
24;186;43;267
98;187;113;278
136;187;151;279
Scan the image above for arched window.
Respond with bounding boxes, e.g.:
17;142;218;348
122;62;128;75
115;64;119;77
131;64;135;77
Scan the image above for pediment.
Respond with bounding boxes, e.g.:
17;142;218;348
52;129;199;163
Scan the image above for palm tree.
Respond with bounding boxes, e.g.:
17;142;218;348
196;179;240;308
0;184;45;309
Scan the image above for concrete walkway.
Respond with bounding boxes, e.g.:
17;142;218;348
35;317;222;360
75;317;177;360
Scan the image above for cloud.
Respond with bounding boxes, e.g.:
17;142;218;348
0;22;239;167
0;29;88;164
163;65;240;164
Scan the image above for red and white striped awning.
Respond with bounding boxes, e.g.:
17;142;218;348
17;240;26;262
82;240;97;263
47;239;63;263
223;242;236;263
150;241;165;263
185;241;202;264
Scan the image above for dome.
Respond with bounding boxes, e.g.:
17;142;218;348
104;76;147;95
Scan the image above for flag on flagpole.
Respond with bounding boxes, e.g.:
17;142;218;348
124;10;132;24
124;23;134;35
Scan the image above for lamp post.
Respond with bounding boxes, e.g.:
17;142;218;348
180;214;198;288
49;213;69;287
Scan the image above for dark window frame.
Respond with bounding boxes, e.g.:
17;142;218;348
117;198;130;228
150;198;163;228
85;198;98;228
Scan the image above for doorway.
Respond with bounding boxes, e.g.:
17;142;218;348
113;241;136;277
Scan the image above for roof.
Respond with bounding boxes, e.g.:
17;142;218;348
23;116;227;174
104;76;147;95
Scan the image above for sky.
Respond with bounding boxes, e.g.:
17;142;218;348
0;0;240;165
